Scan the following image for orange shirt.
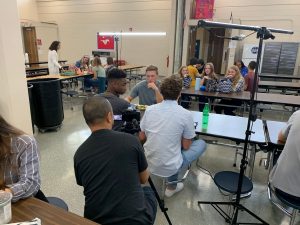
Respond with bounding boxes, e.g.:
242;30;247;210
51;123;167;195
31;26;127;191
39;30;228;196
187;65;199;87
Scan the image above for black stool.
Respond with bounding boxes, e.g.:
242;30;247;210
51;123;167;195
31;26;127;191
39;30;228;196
214;171;253;200
47;197;69;211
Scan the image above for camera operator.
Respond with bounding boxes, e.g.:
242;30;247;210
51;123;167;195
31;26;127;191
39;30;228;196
139;75;207;197
98;68;130;131
74;96;157;225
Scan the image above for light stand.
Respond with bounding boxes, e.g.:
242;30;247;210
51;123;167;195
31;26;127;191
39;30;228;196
197;20;293;225
114;35;119;68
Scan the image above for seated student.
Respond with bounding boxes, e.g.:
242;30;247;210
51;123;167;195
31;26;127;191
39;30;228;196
187;57;201;88
0;115;40;202
197;59;205;74
86;56;106;93
74;97;157;225
198;62;219;111
104;56;116;76
269;110;300;203
178;65;192;109
244;61;257;92
214;65;245;116
234;60;248;77
139;75;207;197
75;55;91;90
125;65;163;106
98;68;130;131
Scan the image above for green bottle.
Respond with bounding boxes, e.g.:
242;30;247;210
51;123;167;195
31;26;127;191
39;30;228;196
202;103;209;130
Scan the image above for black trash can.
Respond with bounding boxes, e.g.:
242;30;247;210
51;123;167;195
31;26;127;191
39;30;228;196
28;78;64;131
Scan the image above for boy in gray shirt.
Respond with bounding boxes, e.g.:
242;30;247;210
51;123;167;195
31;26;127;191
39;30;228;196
126;65;163;105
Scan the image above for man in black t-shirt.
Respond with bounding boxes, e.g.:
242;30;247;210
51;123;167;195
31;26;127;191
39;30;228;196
99;68;130;131
74;96;157;225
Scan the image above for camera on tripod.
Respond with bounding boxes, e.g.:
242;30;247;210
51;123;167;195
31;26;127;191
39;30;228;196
120;108;141;134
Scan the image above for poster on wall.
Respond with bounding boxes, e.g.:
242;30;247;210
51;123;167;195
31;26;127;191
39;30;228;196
97;34;115;50
194;0;214;19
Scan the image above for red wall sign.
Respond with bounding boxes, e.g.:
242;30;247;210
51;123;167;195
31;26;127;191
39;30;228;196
97;34;115;50
195;0;214;19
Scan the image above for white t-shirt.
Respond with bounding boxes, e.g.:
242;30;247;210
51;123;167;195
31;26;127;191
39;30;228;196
140;100;195;177
269;110;300;197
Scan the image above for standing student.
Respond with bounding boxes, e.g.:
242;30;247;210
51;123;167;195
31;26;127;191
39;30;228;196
48;41;62;75
214;65;245;115
0;115;40;202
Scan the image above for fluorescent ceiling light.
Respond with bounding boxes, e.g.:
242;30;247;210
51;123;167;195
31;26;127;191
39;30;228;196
98;32;166;36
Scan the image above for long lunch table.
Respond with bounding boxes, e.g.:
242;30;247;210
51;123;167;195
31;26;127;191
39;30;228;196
181;89;300;108
26;73;93;81
259;74;300;80
11;197;98;225
191;111;266;178
258;80;300;92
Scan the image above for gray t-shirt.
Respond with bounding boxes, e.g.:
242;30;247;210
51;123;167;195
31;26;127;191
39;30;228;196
99;92;130;131
269;110;300;197
130;80;160;105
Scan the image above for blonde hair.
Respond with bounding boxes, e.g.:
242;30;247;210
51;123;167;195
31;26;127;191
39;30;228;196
201;62;218;80
178;66;188;78
228;65;242;86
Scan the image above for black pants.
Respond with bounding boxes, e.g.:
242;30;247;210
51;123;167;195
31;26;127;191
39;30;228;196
198;96;211;112
214;99;242;116
275;188;300;204
180;94;191;109
143;186;157;225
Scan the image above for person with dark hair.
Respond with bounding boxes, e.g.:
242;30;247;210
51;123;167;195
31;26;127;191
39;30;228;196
99;68;130;131
48;41;62;74
104;56;116;75
74;96;157;225
197;58;205;74
244;61;257;92
0;114;40;202
187;57;201;87
234;60;248;77
126;65;163;105
139;75;206;198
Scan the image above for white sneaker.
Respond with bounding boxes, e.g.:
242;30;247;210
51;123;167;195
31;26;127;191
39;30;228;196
165;183;184;197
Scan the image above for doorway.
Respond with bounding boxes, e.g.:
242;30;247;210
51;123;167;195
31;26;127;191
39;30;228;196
207;28;225;74
23;27;39;64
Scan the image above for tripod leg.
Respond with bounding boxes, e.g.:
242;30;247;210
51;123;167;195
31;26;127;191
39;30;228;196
148;177;173;225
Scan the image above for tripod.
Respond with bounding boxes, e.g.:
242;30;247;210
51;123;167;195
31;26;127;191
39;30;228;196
197;20;293;225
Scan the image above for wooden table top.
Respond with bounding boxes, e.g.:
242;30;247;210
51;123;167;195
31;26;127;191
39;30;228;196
118;65;145;71
259;81;300;89
192;111;266;144
11;198;98;225
27;73;92;81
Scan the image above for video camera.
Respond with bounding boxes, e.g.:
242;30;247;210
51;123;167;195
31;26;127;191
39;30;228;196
120;108;141;134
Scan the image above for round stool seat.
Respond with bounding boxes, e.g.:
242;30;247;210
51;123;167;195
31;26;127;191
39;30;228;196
275;189;300;210
47;197;69;211
214;171;253;194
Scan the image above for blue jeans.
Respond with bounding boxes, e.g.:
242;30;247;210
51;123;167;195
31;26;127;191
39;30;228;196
167;139;207;189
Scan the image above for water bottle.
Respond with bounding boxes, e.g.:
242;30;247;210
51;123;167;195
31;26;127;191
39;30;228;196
195;77;201;91
202;103;209;130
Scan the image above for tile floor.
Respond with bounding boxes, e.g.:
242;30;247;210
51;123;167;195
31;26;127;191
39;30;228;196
34;87;299;225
